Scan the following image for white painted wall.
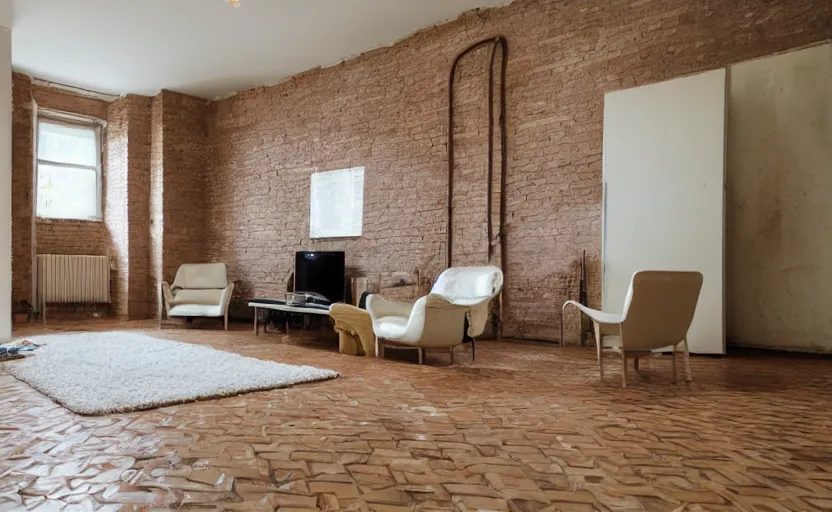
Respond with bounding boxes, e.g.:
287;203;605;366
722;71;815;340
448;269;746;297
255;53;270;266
602;69;726;355
0;5;10;341
727;43;832;353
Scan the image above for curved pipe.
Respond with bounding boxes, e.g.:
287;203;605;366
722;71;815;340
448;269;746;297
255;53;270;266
447;36;508;338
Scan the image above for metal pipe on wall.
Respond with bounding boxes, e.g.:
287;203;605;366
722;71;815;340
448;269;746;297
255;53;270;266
447;36;508;339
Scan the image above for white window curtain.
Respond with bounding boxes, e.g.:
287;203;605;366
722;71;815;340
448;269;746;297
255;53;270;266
36;119;102;220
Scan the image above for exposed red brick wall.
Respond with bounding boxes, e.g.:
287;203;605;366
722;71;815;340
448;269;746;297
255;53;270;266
32;85;108;120
146;91;209;318
159;91;208;282
149;94;164;317
105;98;130;317
206;0;832;339
11;73;33;306
105;95;153;319
127;96;152;320
35;221;111;256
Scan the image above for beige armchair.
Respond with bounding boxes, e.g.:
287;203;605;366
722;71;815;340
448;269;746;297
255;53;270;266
562;270;703;387
366;294;468;364
159;263;235;330
366;266;504;364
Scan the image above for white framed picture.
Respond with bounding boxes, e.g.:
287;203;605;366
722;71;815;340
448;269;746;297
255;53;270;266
309;167;364;239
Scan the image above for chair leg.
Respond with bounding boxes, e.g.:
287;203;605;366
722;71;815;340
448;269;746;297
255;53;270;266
471;338;476;362
682;338;693;382
449;347;454;365
620;351;627;388
418;348;424;365
634;358;640;372
593;322;603;381
672;343;678;384
224;312;229;331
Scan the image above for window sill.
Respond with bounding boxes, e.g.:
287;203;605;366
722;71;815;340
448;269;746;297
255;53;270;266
36;217;104;224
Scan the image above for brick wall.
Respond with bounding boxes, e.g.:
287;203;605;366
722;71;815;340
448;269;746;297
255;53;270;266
127;96;152;320
149;95;164;317
160;91;208;282
32;85;108;119
104;95;153;320
146;91;209;317
105;98;130;317
206;0;832;340
11;73;33;307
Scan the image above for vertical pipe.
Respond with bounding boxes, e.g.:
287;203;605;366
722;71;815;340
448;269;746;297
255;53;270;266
448;36;508;337
497;37;508;341
486;42;497;261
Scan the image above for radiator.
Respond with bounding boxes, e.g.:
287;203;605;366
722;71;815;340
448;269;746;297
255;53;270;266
37;254;111;308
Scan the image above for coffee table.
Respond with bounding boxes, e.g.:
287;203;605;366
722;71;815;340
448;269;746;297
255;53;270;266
249;300;331;335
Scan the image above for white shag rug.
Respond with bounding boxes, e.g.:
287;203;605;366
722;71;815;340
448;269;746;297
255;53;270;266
2;331;338;415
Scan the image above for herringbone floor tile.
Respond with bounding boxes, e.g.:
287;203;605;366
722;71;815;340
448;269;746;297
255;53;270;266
1;320;830;511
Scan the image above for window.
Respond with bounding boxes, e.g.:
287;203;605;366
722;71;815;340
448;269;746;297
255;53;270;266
36;117;102;220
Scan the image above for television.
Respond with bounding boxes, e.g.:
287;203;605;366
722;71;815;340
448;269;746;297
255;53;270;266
294;251;346;304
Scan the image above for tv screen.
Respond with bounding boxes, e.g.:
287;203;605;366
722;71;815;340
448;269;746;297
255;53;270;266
294;251;346;304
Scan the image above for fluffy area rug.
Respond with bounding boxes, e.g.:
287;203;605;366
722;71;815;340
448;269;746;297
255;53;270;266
1;331;338;415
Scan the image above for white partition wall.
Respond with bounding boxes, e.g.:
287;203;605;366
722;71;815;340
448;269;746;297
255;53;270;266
602;70;726;354
0;5;11;341
727;43;832;352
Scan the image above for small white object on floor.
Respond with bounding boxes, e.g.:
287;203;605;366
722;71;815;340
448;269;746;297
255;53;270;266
2;331;338;415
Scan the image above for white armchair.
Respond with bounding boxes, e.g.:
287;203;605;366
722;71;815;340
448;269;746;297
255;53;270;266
367;266;504;364
431;266;504;338
159;263;235;330
562;270;703;387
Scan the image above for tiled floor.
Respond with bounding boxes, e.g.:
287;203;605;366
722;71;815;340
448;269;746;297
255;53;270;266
1;320;831;511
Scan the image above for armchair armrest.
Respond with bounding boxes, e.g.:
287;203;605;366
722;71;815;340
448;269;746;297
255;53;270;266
219;282;235;314
563;300;622;325
159;282;174;309
158;281;174;328
366;294;415;322
560;299;623;348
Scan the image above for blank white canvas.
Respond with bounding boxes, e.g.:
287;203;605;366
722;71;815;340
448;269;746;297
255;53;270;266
602;69;726;354
310;167;364;239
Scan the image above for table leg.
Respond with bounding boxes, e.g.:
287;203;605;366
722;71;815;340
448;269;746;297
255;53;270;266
254;307;259;335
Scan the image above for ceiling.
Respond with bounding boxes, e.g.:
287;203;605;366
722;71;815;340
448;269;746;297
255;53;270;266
11;0;509;100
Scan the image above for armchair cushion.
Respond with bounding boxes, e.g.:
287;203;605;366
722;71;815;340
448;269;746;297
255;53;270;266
171;289;224;306
172;263;228;290
168;304;224;318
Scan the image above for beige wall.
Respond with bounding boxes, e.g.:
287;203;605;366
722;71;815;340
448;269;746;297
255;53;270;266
727;43;832;352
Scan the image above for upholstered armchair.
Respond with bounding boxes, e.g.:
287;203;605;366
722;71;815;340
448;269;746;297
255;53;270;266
366;266;504;364
159;263;235;330
431;266;503;338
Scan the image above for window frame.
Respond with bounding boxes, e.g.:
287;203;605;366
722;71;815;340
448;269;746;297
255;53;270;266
35;111;105;222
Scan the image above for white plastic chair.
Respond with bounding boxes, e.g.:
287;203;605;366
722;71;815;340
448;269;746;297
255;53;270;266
562;270;703;387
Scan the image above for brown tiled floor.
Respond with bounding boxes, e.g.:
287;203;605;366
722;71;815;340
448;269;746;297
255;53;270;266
1;320;831;511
